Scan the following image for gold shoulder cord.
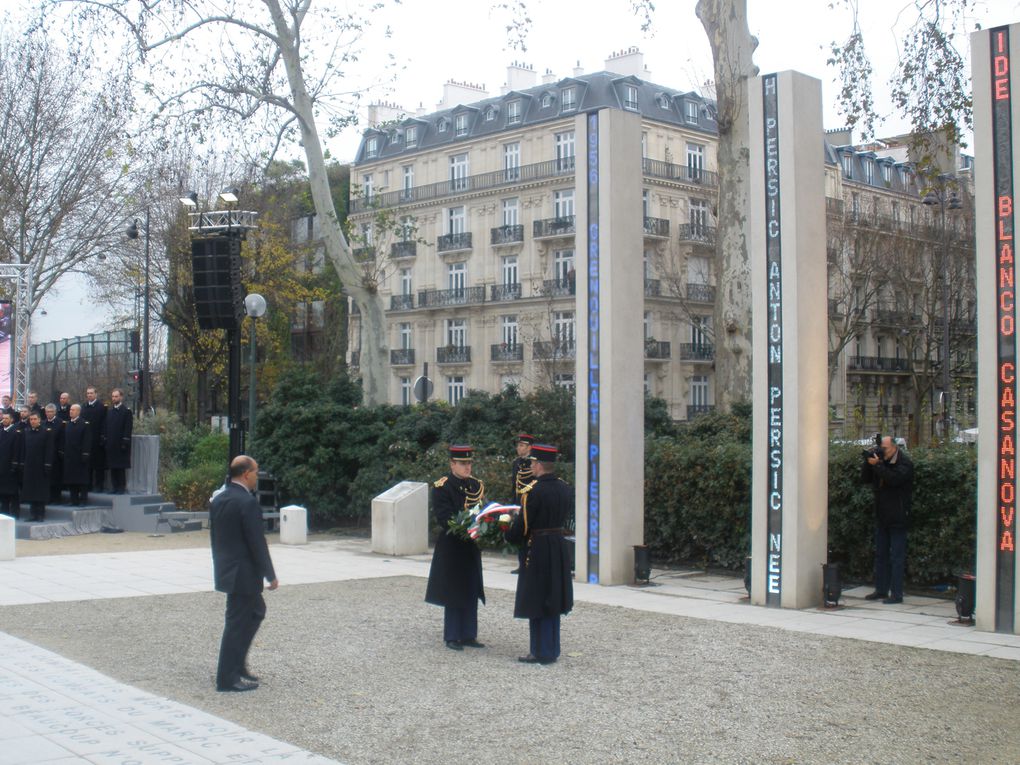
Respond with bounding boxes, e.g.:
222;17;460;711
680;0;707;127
464;479;484;507
433;476;448;488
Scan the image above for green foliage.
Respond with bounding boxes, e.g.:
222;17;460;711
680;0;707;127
148;411;228;511
162;461;227;512
190;431;229;468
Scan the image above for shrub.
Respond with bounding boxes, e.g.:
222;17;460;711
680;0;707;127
162;461;227;511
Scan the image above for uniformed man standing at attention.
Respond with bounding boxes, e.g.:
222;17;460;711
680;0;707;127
506;443;574;665
0;412;20;517
509;433;534;575
104;388;133;494
61;405;91;506
425;445;486;651
19;412;55;522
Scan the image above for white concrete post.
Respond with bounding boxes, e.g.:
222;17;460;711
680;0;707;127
371;481;429;555
0;513;14;560
279;505;308;546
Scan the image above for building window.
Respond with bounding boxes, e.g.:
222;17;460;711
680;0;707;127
623;85;638;110
485;105;496;122
553;311;576;350
400;377;412;406
644;311;651;340
437;117;448;133
690;199;709;233
503;142;521;181
541;92;553;108
405;126;417;146
399;268;412;295
690;375;710;407
501;315;518;347
687;142;704;180
851;192;860;220
685;101;698;123
448;376;466;405
362;173;373;200
561;87;576;111
862;159;874;185
455;113;469;137
502;198;519;226
642;189;650;217
555;130;575;170
507;100;522;125
398;322;412;350
366;136;378;157
359;221;373;246
554;373;575;390
447;205;465;235
402;165;414;196
641;131;648;158
554;249;574;282
448;262;466;292
449;153;469;191
687;255;711;286
842;153;853;179
446;318;467;347
644;373;651;395
882;163;892;184
691;316;710;346
502;255;518;285
554;189;574;218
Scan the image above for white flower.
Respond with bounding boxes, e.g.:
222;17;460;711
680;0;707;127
498;513;511;523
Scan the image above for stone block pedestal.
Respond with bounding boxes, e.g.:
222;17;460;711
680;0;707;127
371;481;428;556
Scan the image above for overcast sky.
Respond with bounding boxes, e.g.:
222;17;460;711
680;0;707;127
31;0;1018;342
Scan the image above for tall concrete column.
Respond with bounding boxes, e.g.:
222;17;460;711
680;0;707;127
748;71;828;608
973;23;1020;634
573;108;645;585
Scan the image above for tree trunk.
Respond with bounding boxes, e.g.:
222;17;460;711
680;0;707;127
696;0;758;409
264;0;388;405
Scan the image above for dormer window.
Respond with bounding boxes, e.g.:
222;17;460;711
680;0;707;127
685;101;698;123
862;158;874;184
366;136;378;158
437;117;449;133
507;100;522;125
455;113;469;137
624;85;639;110
561;87;576;112
657;93;671;110
881;163;892;183
405;126;417;146
541;92;553;108
842;153;853;179
485;105;497;122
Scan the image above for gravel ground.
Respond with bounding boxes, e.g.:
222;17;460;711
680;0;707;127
2;576;1019;765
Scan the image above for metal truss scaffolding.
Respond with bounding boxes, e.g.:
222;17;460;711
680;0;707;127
0;263;33;403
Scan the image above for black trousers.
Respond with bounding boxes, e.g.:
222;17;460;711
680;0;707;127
91;466;106;492
216;592;266;688
29;501;45;521
110;468;127;493
68;484;89;506
0;493;18;518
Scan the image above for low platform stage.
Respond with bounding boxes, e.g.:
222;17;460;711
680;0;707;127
12;490;204;539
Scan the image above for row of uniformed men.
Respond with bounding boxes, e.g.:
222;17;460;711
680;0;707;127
0;387;134;521
425;435;575;665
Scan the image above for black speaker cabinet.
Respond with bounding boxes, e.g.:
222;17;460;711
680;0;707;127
192;236;244;329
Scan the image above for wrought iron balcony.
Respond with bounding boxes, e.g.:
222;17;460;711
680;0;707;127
418;286;485;308
390;348;415;365
490;283;522;302
687;404;716;420
533;340;576;360
677;224;717;246
873;308;921;325
437;232;472;253
644;340;671;360
350;156;577;213
437;345;472;364
678;343;715;361
643;216;670;238
539;278;575;297
490;343;524;362
390;241;417;259
352;246;375;262
533;216;576;239
641;158;720;188
686;283;716;302
390;294;415;311
847;356;912;372
644;279;661;297
491;224;525;246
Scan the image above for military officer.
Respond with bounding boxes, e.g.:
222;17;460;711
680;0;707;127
27;391;43;417
509;432;535;575
83;386;107;492
0;394;16;423
424;445;487;651
506;443;574;665
56;392;72;423
43;404;64;503
104;388;132;494
19;412;54;522
0;412;20;517
62;405;91;506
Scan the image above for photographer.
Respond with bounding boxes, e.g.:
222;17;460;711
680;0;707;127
861;435;913;604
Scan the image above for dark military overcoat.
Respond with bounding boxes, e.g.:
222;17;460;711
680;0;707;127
61;418;91;486
104;404;133;469
424;473;486;609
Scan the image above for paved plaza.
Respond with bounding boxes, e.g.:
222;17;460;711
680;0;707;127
2;535;1020;763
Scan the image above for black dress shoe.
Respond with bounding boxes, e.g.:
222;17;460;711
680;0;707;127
518;654;539;663
217;679;258;692
446;640;464;651
510;568;521;575
240;671;259;683
864;591;886;601
882;596;904;604
460;639;485;648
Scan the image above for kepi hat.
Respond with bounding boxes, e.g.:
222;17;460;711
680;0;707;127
515;432;535;445
530;443;558;463
449;444;473;461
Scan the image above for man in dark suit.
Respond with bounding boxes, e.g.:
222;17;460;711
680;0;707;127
506;443;574;665
19;412;55;522
210;455;278;692
104;388;132;494
0;394;16;423
27;391;43;418
61;405;91;506
0;412;20;517
56;392;72;423
83;386;107;492
43;404;64;503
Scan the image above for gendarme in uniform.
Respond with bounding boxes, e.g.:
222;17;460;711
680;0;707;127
425;445;486;651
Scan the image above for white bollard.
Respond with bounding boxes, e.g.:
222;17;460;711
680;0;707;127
279;505;307;545
0;513;15;561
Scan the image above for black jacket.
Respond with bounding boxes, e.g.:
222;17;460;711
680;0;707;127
61;418;91;485
82;399;107;468
210;482;277;594
104;404;133;469
506;473;574;619
511;456;534;503
862;449;914;529
425;473;486;608
18;426;55;503
0;425;19;496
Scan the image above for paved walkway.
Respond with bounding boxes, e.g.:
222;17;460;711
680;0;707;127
2;537;1020;763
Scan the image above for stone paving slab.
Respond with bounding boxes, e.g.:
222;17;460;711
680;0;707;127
0;632;341;765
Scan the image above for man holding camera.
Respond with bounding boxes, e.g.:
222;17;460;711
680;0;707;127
861;436;913;605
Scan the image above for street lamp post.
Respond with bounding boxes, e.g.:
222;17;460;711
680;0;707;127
244;293;267;448
922;180;963;441
126;209;151;416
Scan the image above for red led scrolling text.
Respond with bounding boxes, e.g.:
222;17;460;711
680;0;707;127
995;29;1016;553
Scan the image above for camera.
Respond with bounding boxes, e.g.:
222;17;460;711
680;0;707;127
862;433;883;460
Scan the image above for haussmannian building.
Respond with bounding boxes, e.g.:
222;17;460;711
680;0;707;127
343;49;976;440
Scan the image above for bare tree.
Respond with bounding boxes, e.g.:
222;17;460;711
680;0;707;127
56;0;397;404
0;30;133;312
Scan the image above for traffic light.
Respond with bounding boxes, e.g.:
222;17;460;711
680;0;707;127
128;369;143;395
129;330;140;353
